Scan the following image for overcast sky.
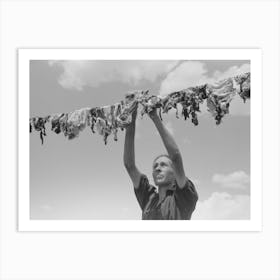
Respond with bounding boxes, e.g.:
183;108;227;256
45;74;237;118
30;60;250;220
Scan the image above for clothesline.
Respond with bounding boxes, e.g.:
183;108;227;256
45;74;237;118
30;72;250;145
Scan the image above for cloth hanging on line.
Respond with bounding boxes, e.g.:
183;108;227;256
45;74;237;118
29;72;250;145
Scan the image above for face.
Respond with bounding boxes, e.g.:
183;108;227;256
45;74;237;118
152;156;175;187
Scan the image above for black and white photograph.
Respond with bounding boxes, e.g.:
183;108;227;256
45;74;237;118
2;1;280;280
19;49;261;231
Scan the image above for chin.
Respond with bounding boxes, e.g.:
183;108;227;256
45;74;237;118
156;180;166;186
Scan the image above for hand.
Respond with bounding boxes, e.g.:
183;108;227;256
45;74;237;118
148;108;159;120
131;101;138;122
124;101;138;130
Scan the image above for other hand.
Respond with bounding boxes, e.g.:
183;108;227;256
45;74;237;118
148;108;159;120
131;101;138;122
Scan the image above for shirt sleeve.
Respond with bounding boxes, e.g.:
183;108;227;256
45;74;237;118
174;178;198;219
134;174;157;211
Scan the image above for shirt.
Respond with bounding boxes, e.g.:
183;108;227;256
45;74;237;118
134;174;198;220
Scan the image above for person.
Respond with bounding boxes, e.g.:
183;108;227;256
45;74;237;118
123;103;198;220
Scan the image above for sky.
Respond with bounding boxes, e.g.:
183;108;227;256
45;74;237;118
30;60;250;220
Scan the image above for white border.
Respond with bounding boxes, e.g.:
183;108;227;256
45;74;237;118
18;48;262;231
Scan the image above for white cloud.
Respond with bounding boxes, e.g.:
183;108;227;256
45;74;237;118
159;61;211;96
159;61;250;116
49;60;178;91
212;63;250;81
212;170;250;190
192;192;250;220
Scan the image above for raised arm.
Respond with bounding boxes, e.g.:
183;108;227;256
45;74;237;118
149;109;187;188
123;104;142;189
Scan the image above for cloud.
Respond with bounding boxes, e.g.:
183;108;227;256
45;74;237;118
48;60;178;91
159;61;210;96
159;61;250;116
212;171;250;190
212;63;250;81
192;192;250;220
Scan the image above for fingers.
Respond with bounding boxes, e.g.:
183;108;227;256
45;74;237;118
148;108;157;117
128;100;138;113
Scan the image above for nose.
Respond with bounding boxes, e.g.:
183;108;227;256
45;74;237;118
155;166;161;172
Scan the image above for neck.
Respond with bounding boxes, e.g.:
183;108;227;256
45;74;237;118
158;183;173;201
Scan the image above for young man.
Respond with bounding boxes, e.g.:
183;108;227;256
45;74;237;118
123;104;198;220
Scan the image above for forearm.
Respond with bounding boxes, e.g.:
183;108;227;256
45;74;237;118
123;123;136;169
152;116;181;160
